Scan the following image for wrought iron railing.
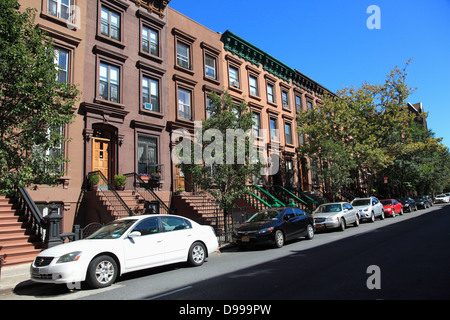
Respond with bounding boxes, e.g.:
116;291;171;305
123;172;171;215
87;171;133;218
16;187;47;246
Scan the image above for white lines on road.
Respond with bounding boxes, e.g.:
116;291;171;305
145;286;193;300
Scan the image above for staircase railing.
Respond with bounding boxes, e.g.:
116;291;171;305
123;172;171;215
269;185;309;211
16;187;47;246
87;171;133;218
242;184;286;211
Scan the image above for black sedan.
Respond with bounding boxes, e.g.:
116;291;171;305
233;207;315;248
398;197;417;212
414;196;431;209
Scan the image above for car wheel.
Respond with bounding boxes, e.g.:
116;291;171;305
306;224;314;240
392;210;396;218
399;208;404;215
370;212;375;222
339;218;346;231
86;255;118;289
274;230;285;248
187;242;206;267
353;215;360;227
380;210;385;220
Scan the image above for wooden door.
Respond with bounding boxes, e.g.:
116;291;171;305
92;138;110;186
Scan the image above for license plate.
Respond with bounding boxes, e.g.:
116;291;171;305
242;236;250;242
316;224;323;229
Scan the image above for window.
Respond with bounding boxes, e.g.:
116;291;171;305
132;217;160;236
54;48;69;83
295;95;302;112
282;91;289;109
178;88;192;121
270;117;278;141
252;112;261;137
307;101;313;110
177;41;190;69
33;125;65;174
249;75;258;96
204;54;216;79
138;135;158;175
142;26;159;56
101;7;120;41
206;96;212;119
298;127;305;145
267;83;274;103
285;122;293;145
99;62;120;103
161;216;192;232
48;0;72;21
142;76;159;112
229;66;240;88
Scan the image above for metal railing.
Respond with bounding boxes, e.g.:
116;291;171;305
16;187;47;246
123;172;171;215
87;171;133;218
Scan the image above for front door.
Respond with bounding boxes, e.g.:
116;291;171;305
92;137;110;186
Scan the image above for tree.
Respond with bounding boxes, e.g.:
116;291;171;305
0;0;79;195
177;90;264;232
297;62;417;198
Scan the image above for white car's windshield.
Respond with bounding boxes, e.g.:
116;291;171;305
87;220;137;239
352;199;370;206
247;209;284;222
316;204;342;213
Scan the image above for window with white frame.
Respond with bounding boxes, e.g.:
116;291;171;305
295;95;302;112
267;83;275;103
142;26;159;56
285;122;293;145
204;54;216;80
229;66;240;88
282;91;289;109
54;47;69;83
178;88;192;121
252;112;261;137
249;75;258;96
48;0;72;21
99;62;120;103
101;6;120;41
142;76;159;112
176;41;190;69
270;117;278;141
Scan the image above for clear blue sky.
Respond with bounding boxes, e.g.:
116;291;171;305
169;0;450;149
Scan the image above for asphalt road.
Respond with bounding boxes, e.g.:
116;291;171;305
7;203;450;301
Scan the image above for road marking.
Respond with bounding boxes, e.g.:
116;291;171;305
145;286;193;300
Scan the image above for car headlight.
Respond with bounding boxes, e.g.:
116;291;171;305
258;227;274;234
56;251;82;264
326;217;338;222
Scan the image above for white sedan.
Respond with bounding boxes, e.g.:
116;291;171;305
30;215;219;288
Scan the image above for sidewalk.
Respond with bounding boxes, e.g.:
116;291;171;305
0;263;36;294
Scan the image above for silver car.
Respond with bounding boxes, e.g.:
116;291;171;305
313;202;359;231
351;197;385;222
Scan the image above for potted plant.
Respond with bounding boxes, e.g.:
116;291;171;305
150;171;161;180
114;174;126;191
88;174;99;191
175;188;185;195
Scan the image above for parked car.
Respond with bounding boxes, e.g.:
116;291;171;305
233;207;315;248
312;202;359;231
434;194;450;203
380;199;403;217
351;197;385;222
30;215;219;288
424;195;434;207
398;197;417;212
414;196;431;209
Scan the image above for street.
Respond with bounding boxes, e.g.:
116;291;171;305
4;203;450;300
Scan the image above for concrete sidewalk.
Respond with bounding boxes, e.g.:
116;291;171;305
0;263;36;295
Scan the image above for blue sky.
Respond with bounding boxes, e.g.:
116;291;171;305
169;0;450;148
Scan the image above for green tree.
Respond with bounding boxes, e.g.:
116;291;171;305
178;90;264;232
0;0;79;195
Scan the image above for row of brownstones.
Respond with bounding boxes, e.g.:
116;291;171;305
18;0;332;235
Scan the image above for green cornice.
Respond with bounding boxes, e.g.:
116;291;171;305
221;30;294;82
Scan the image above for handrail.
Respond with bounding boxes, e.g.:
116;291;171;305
88;171;133;218
274;185;308;206
124;172;171;215
18;187;47;228
250;184;285;207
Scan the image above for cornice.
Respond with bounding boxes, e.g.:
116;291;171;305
221;30;294;82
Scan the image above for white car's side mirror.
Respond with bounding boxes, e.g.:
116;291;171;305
128;231;141;238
